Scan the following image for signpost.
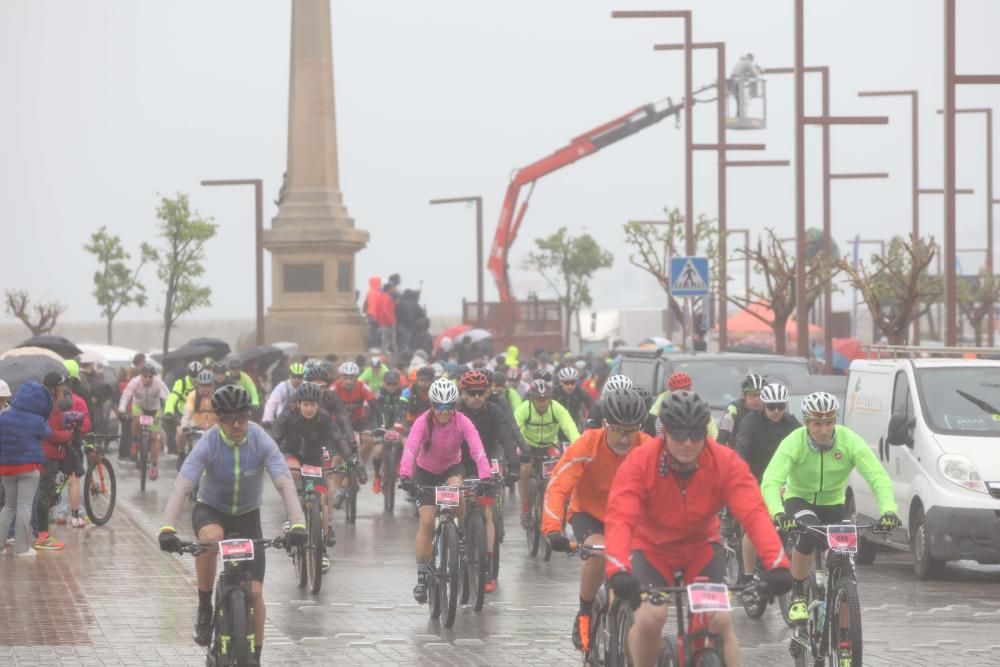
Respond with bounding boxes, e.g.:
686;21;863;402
670;257;710;349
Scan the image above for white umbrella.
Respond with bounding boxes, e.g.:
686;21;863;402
460;328;493;344
0;346;64;362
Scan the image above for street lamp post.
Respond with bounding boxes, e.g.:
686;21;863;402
200;179;265;345
429;196;484;324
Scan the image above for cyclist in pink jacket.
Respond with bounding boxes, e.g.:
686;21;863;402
399;378;492;603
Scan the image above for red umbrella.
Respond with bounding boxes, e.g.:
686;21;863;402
832;338;866;361
434;324;472;352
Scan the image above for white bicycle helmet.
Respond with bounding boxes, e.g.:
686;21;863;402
428;378;460;404
338;361;360;377
557;366;580;382
801;391;840;420
760;383;790;405
604;375;633;392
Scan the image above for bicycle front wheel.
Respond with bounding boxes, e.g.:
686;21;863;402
607;599;634;667
491;505;503;580
217;587;253;666
828;577;862;666
346;475;358;525
382;449;397;513
440;520;461;628
138;432;149;492
306;499;324;594
465;511;487;611
83;457;117;525
528;481;542;557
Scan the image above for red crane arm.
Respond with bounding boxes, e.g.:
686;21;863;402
487;97;687;304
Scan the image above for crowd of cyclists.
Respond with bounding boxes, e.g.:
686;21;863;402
0;339;902;666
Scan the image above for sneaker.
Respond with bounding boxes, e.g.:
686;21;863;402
736;572;754;586
333;488;347;510
150;465;158;481
193;606;213;646
484;578;497;594
838;642;851;667
321;552;331;574
788;594;809;623
413;573;429;604
13;548;37;559
282;520;290;533
356;466;368;485
71;516;85;528
572;611;591;651
33;536;64;551
372;475;381;495
520;512;532;530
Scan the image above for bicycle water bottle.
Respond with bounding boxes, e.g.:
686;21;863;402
816;600;826;629
815;570;826;593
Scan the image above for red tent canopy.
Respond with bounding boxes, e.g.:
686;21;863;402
718;302;821;343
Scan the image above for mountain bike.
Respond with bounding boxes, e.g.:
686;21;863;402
785;522;885;667
489;459;505;580
524;445;561;559
289;464;327;594
134;413;156;492
330;456;360;524
459;478;491;612
564;542;619;667
725;519;791;626
178;536;285;667
82;434;117;526
373;427;402;513
177;427;204;471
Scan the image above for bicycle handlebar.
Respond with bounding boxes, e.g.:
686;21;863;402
176;536;286;557
641;580;767;604
567;542;606;560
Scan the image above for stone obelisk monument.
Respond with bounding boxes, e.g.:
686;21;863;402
264;0;369;355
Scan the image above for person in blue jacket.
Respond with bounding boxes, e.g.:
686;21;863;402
0;381;53;556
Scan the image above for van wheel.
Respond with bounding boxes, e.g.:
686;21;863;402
844;493;876;565
910;507;945;579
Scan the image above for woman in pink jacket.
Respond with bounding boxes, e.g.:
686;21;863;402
400;378;491;603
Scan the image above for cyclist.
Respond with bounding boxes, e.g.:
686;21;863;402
210;361;229;387
734;383;799;585
605;390;794;667
716;373;765;445
543;389;652;651
157;385;307;662
359;354;388;393
275;382;352;571
262;362;306;427
489;369;522;413
371;369;406;494
402;366;435;428
118;364;169;481
761;391;899;642
165;361;203;452
177;370;218;445
583;374;633;429
551;366;593;433
515;379;581;528
331;361;377;485
398;378;492;603
457;369;519;593
226;357;261;410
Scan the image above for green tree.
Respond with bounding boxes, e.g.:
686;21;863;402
957;269;1000;347
84;227;158;344
154;193;218;356
838;234;940;345
525;227;613;346
623;207;718;343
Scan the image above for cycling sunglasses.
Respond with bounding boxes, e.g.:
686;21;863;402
666;427;707;442
433;402;456;411
764;403;787;412
606;423;641;436
383;382;400;389
464;389;487;398
218;412;251;425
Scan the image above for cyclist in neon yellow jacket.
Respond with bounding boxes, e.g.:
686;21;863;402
761;391;899;630
514;379;580;528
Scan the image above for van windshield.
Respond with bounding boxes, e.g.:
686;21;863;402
671;359;812;409
914;367;1000;437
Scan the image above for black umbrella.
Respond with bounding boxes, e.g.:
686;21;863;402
184;337;231;361
239;345;284;371
162;343;216;364
0;355;66;394
17;334;82;359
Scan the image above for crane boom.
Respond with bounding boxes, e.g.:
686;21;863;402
486;94;692;304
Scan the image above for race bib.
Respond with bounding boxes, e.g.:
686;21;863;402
827;525;858;553
301;465;323;478
687;582;732;613
218;539;255;562
435;486;460;507
138;415;155;426
490;459;501;475
542;459;557;478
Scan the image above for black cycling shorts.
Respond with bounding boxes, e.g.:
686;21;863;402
411;464;466;509
192;504;265;582
784;497;845;556
351;417;374;434
569;512;604;543
631;543;726;587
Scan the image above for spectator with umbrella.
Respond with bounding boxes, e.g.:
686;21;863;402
0;380;52;556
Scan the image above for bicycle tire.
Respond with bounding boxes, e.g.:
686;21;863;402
528;480;542;557
306;498;323;594
219;587;253;666
176;438;186;471
691;648;723;667
383;448;396;513
778;589;793;627
429;535;442;620
346;475;358;525
441;520;461;628
138;432;149;492
466;511;487;611
607;599;634;667
586;589;609;666
83;457;116;525
491;507;502;581
829;576;862;666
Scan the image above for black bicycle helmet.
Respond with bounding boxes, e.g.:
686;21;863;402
603;389;648;428
305;365;332;384
383;370;401;385
416;366;436;381
529;379;552;398
140;364;157;376
212;385;252;414
187;361;204;376
740;373;766;393
659;390;712;430
634;386;656;411
293;383;324;403
533;368;553;383
211;361;228;374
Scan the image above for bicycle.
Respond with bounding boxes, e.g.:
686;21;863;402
126;412;156;492
563;542;620;667
52;415;117;526
330;455;360;524
523;445;562;560
723;520;792;627
373;427;402;513
784;522;884;667
177;426;204;471
288;464;328;594
459;478;492;612
177;536;285;667
489;459;506;580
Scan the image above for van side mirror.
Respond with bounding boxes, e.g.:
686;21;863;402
887;413;915;448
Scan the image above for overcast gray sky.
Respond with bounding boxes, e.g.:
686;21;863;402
2;0;999;324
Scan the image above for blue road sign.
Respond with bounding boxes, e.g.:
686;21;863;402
670;256;710;297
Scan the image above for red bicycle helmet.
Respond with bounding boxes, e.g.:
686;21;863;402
668;371;693;391
460;369;490;391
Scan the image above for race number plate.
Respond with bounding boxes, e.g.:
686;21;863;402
463;478;480;489
384;430;399;442
301;464;323;478
827;525;858;553
435;486;460;507
542;459;557;478
219;539;255;562
138;415;155;426
687;583;732;613
490;459;501;476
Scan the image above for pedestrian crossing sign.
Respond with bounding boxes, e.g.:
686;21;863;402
669;256;710;297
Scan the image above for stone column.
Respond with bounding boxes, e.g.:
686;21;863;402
264;0;369;355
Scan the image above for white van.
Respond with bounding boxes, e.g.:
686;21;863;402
843;355;1000;578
